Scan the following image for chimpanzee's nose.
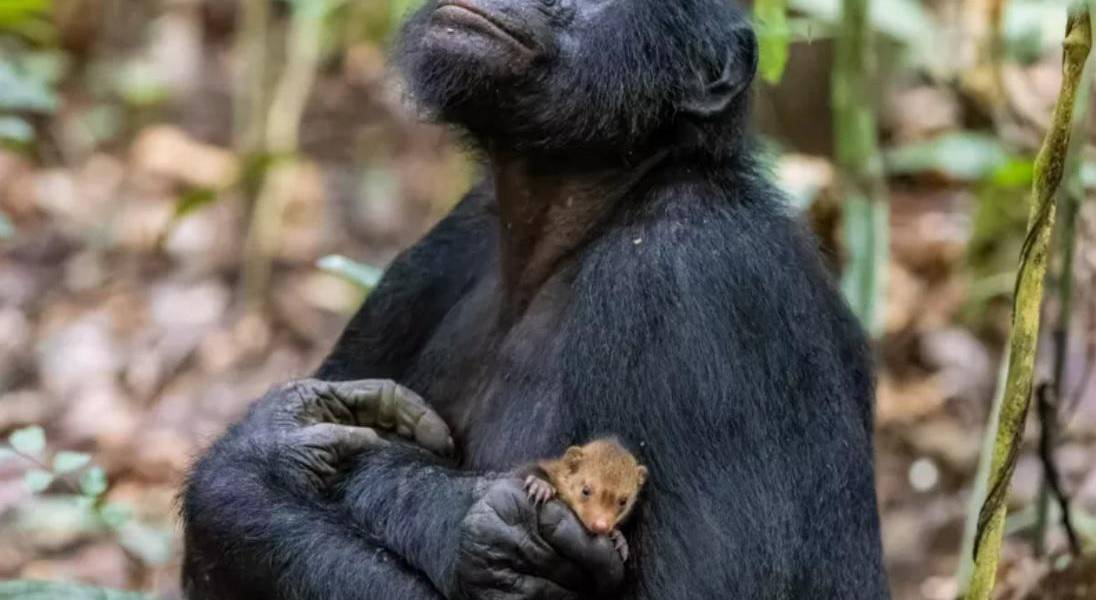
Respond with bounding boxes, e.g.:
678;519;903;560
590;519;611;535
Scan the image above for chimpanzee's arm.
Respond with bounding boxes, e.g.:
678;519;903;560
181;381;455;600
182;380;622;600
316;183;496;382
183;448;448;599
334;448;624;598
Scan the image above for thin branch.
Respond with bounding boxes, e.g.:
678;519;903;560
1033;24;1093;554
956;350;1010;593
240;0;342;305
1035;383;1082;555
832;0;890;337
6;448;83;497
966;7;1093;599
1066;325;1095;415
234;0;271;154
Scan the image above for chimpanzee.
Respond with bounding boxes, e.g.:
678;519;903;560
181;0;889;597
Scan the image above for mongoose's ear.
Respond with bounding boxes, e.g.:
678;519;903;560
637;465;648;486
563;446;584;472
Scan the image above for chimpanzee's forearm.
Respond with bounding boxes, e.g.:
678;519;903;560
181;437;449;600
336;446;493;594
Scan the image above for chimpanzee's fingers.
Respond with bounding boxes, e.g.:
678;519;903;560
462;479;589;593
336;380;454;456
283;423;388;488
294;423;389;456
539;501;625;592
292;379;454;456
495;575;580;600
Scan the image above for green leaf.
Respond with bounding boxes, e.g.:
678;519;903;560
173;187;219;219
1002;0;1075;63
24;469;54;493
0;0;51;40
9;425;46;457
79;466;108;497
0;63;58;113
989;159;1036;188
0;116;34;144
317;255;384;290
10;495;102;535
117;521;174;566
1080;162;1096;189
0;580;151;600
885;132;1013;181
241;151;288;198
756;0;791;84
840;192;889;337
18;51;66;86
0;0;49;24
51;451;91;474
112;60;169;108
74;103;124;146
98;502;132;529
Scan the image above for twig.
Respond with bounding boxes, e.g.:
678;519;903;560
1066;328;1095;415
6;448;83;497
234;0;271;154
960;0;1009;130
1065;286;1096;418
1033;23;1094;554
985;0;1007;115
1035;383;1082;555
832;0;890;338
956;350;1010;593
240;0;342;305
965;7;1092;599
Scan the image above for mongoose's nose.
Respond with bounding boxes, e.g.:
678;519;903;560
590;519;611;535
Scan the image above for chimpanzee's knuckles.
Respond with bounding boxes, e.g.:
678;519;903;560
455;479;592;599
236;379;318;434
539;502;625;591
281;378;323;401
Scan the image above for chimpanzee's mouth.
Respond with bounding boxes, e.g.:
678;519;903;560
433;1;536;53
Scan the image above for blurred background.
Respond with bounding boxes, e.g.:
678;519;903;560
0;0;1094;598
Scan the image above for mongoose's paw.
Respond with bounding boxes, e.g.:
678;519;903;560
523;475;556;505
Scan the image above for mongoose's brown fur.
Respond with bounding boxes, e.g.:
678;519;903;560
523;438;647;560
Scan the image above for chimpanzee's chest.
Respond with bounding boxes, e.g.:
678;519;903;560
401;270;578;471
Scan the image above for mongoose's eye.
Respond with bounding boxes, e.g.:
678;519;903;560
618;498;628;508
581;485;592;497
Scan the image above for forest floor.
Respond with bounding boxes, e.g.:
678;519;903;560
2;4;1096;598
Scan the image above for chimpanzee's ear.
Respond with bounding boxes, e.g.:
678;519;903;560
563;446;584;472
637;465;648;486
680;28;758;119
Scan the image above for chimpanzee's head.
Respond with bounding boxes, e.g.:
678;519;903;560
396;0;758;160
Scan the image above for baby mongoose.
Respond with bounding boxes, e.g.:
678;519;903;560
523;438;647;561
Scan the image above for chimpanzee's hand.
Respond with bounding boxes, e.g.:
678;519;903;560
453;478;625;600
244;378;454;490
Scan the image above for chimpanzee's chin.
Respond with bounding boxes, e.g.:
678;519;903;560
401;14;527;82
397;38;516;127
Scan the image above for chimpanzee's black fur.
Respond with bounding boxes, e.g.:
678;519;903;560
181;0;889;597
